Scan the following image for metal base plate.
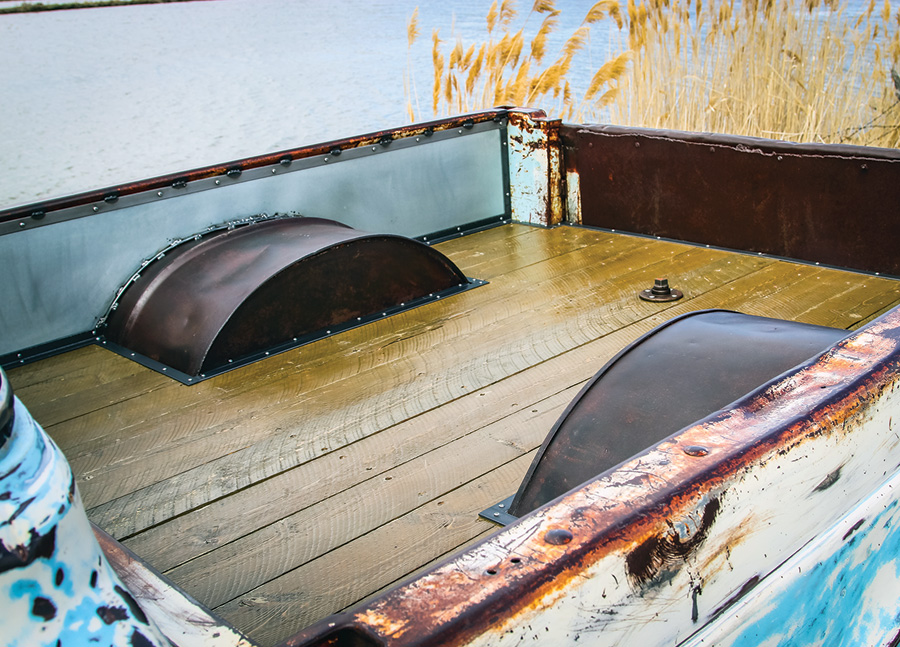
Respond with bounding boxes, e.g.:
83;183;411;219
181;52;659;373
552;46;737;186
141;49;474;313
479;495;517;526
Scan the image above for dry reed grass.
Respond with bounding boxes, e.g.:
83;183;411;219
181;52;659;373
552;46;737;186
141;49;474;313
406;0;900;146
406;0;633;121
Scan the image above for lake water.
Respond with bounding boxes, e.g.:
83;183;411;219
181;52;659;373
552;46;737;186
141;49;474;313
0;0;875;209
0;0;615;209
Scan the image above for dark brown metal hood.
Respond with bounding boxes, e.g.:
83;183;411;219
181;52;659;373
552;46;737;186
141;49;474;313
104;217;474;380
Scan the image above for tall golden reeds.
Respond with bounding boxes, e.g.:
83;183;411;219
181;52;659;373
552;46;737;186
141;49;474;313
405;8;421;121
610;0;900;145
406;0;634;121
406;0;900;147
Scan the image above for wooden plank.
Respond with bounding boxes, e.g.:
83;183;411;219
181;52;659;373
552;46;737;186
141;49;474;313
213;453;537;647
117;248;768;567
9;344;169;429
118;248;769;571
856;296;900;329
788;270;900;329
73;232;688;509
24;369;168;432
440;224;605;279
122;369;585;572
161;384;578;608
708;263;900;330
86;244;763;529
8;344;109;389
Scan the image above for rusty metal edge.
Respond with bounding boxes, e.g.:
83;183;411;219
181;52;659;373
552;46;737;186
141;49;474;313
278;305;900;647
567;124;900;161
0;109;510;224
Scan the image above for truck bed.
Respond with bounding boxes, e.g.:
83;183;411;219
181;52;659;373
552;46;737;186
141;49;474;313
9;223;900;646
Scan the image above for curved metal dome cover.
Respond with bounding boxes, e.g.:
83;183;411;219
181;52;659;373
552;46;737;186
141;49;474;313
508;309;848;518
104;217;475;381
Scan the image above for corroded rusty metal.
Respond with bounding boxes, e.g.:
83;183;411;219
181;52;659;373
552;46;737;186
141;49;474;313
506;109;566;227
279;307;900;647
0;110;509;225
562;123;900;275
104;217;470;377
509;310;847;517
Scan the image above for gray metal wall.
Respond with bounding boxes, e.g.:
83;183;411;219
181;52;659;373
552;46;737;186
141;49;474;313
0;124;507;357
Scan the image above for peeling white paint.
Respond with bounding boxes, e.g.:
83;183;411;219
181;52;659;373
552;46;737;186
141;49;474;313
507;118;551;226
565;170;581;224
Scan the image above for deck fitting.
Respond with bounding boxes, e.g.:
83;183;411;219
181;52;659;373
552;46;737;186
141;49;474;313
640;277;683;302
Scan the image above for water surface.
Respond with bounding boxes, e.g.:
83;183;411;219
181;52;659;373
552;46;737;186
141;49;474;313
0;0;608;208
0;0;874;209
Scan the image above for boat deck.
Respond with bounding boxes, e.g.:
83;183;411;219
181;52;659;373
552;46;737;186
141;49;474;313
9;223;900;646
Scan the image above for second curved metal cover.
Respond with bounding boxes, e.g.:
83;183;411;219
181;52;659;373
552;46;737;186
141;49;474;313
105;217;471;378
508;309;848;517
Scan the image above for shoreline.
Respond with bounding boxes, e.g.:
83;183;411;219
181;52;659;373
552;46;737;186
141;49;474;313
0;0;213;14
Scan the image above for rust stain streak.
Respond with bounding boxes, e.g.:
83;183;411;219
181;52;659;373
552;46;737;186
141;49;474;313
625;497;721;586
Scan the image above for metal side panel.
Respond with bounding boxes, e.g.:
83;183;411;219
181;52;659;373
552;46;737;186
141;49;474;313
561;123;900;276
0;126;505;358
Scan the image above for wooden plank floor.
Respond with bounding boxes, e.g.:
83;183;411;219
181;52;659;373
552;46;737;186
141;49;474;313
9;224;900;646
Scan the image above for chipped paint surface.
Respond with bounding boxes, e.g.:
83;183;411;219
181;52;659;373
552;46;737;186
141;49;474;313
94;525;258;647
284;307;900;647
685;464;900;646
507;110;565;227
564;169;581;225
0;396;168;647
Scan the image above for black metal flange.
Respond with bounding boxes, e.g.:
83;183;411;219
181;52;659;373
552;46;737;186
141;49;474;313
639;277;683;302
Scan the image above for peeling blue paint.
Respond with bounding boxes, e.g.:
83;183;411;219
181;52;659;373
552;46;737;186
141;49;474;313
693;487;900;646
1;397;168;646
